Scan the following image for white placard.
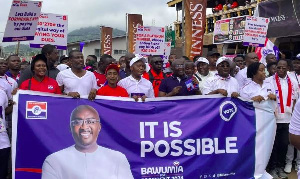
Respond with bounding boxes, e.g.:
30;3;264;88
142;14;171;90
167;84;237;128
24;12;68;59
243;16;269;47
3;0;42;42
30;13;68;50
135;26;165;55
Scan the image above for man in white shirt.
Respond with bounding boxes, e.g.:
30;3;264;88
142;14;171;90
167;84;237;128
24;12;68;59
267;59;298;179
42;105;134;179
0;87;10;179
56;50;97;100
202;57;239;97
206;51;220;75
118;54;154;100
0;59;17;100
194;57;214;94
235;52;259;89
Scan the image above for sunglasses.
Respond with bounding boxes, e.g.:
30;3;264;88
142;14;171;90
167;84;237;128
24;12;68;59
154;61;163;65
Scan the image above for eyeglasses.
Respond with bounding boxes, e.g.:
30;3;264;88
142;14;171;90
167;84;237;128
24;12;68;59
277;67;287;70
218;64;230;68
175;64;184;69
71;118;100;126
154;61;163;65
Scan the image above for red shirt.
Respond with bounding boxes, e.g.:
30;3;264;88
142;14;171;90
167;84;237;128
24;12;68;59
93;71;106;87
20;76;61;94
97;85;129;97
149;69;165;97
142;72;150;80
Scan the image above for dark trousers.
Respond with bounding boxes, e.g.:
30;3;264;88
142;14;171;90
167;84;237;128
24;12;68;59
0;147;10;179
268;123;290;169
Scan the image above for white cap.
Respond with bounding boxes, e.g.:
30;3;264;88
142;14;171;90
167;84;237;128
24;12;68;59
195;57;209;66
216;56;232;67
130;54;147;66
296;53;300;60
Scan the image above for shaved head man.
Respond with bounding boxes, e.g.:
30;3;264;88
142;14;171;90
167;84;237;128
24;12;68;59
42;105;134;179
235;52;259;89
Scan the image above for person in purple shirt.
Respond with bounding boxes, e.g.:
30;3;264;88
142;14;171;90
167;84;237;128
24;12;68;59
158;59;200;97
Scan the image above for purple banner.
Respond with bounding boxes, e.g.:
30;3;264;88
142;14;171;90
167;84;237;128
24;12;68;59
13;92;256;179
2;36;34;42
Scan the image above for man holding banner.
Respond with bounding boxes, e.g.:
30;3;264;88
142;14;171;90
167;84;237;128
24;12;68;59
42;105;133;179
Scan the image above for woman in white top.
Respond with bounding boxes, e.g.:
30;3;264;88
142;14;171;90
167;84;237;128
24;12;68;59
240;62;276;102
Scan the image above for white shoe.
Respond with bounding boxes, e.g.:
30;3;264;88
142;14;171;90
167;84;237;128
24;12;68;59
284;163;292;173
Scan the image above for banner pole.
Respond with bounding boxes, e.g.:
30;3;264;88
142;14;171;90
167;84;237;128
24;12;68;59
235;43;239;54
16;41;20;55
126;13;128;53
182;0;185;56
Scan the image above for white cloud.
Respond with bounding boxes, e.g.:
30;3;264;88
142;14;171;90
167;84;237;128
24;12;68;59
0;0;178;46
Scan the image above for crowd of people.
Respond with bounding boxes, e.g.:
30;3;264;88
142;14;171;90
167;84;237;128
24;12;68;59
1;43;300;178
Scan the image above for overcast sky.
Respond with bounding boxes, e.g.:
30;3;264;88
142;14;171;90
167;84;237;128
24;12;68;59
0;0;179;46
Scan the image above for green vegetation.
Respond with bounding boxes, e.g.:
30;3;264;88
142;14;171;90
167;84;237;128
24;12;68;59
68;26;126;43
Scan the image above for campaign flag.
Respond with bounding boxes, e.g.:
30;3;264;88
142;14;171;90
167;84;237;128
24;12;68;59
100;26;113;55
184;0;207;59
255;38;280;65
3;0;42;42
135;26;165;55
128;14;143;53
13;91;276;179
163;42;172;69
30;13;68;50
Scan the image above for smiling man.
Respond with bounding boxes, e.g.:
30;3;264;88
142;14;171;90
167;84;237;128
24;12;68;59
42;105;133;179
56;50;97;100
202;57;239;97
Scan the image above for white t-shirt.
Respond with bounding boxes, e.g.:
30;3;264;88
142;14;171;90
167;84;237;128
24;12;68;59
266;75;298;123
56;64;69;71
42;145;134;179
202;74;239;97
235;67;250;90
240;80;275;101
0;89;10;150
288;71;300;99
0;75;17;100
194;71;214;94
56;69;97;96
118;75;155;98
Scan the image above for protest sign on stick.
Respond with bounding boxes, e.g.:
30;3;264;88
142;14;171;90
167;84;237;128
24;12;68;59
213;16;246;44
243;16;269;47
30;13;68;50
135;26;165;55
3;0;42;42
